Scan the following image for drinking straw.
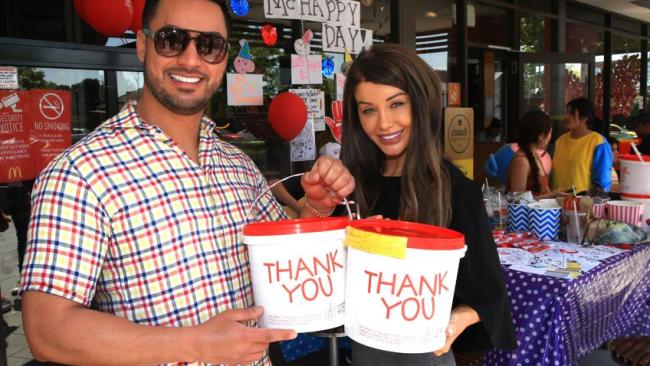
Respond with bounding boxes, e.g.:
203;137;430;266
571;184;577;197
630;142;646;165
572;199;581;243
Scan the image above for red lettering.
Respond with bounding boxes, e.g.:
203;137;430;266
301;278;319;301
319;275;333;297
263;262;275;284
401;297;420;321
377;272;397;295
437;271;449;294
396;274;416;297
282;283;300;303
381;297;401;320
421;297;435;320
276;260;293;282
295;258;314;281
365;270;378;294
313;254;331;275
329;249;344;271
419;275;436;297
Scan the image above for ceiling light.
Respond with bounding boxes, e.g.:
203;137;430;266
425;11;437;18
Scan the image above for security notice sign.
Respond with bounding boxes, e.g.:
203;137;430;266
0;89;71;183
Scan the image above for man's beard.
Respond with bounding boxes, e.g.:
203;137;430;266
143;62;219;115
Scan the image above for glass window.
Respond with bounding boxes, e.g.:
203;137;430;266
467;3;511;48
519;15;552;53
416;0;454;82
522;62;588;116
609;35;641;120
117;71;144;108
566;23;603;54
18;67;107;136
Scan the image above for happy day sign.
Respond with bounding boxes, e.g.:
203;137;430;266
264;0;373;54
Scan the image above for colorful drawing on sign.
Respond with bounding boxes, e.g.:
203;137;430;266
226;73;263;106
291;118;316;162
335;72;346;101
322;58;335;77
291;54;323;85
290;88;325;131
294;29;313;56
340;48;353;74
234;39;255;74
324;100;343;143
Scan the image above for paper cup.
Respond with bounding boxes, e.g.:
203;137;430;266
606;200;645;226
528;201;561;240
591;203;606;219
507;203;530;233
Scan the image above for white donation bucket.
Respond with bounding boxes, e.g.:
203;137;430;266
243;217;349;333
620;154;650;195
344;219;467;353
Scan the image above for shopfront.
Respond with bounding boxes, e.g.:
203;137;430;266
1;0;649;183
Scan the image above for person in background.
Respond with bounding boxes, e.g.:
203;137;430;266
606;136;621;192
477;117;503;143
340;43;516;366
19;1;355;365
506;111;567;198
552;97;612;194
634;113;650;155
483;143;552;186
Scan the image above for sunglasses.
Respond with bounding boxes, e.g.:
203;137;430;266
142;26;230;64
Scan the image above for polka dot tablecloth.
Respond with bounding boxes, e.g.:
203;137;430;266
484;243;650;366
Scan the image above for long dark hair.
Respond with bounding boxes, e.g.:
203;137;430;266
566;97;595;130
516;111;552;194
341;43;451;226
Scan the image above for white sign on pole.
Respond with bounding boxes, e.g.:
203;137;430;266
322;24;373;54
0;66;19;90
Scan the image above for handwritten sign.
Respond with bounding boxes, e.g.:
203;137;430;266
335;72;346;101
322;24;373;54
226;73;263;106
290;88;325;131
291;54;323;85
264;0;361;26
291;118;316;161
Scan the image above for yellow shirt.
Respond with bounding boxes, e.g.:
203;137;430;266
552;131;611;192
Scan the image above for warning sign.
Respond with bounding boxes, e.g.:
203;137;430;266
0;67;18;90
0;89;71;183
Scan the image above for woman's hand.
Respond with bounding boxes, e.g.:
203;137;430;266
433;304;480;356
300;156;355;217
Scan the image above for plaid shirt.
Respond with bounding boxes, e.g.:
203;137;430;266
20;102;285;365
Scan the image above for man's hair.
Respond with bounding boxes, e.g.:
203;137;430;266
142;0;232;38
635;113;650;126
566;97;595;129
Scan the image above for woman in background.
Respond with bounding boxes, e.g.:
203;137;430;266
506;111;566;198
552;97;612;194
340;43;516;366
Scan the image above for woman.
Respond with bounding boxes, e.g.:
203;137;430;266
340;43;516;366
552;97;613;194
506;111;566;198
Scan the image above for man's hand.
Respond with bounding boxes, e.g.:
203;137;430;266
433;304;480;356
300;156;355;216
191;307;296;365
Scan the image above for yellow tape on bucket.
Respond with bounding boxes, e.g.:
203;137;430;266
344;227;408;259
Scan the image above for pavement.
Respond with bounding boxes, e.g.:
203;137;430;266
1;225;32;366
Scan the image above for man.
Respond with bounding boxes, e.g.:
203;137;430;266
19;1;354;365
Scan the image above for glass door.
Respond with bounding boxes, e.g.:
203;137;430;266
519;53;595;118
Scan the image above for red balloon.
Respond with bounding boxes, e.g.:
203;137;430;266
261;24;278;47
268;92;307;140
130;0;146;32
74;0;133;37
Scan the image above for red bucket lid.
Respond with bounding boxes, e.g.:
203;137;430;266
244;217;351;236
350;219;465;250
620;154;650;162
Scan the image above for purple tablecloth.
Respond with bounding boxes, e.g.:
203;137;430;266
484;243;650;366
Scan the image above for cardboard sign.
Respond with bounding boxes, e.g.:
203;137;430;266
291;54;323;85
322;24;373;54
290;88;325;131
226;73;263;106
0;89;71;183
0;67;18;90
291;119;316;161
444;108;474;179
264;0;361;26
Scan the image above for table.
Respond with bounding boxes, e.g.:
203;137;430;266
484;243;650;366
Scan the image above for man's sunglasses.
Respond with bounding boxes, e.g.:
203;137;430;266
142;26;230;64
